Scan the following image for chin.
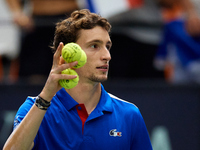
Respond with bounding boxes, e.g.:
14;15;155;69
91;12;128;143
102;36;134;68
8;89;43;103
89;74;108;83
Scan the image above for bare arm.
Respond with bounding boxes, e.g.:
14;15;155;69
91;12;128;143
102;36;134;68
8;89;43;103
6;0;22;12
5;0;34;30
3;105;46;150
157;0;200;35
181;0;200;36
181;0;195;13
3;42;78;150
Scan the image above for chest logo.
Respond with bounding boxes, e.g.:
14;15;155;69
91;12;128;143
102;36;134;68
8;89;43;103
109;129;122;137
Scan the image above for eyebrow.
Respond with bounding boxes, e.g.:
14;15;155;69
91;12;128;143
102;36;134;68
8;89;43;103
87;40;112;46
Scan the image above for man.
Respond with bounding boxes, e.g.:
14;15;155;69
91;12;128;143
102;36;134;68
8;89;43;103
3;9;152;150
154;0;200;84
157;0;200;36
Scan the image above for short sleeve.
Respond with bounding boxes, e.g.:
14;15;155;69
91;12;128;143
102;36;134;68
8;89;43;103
13;96;36;130
131;109;153;150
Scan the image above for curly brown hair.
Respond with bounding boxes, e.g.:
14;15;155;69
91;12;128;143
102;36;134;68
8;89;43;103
51;9;111;53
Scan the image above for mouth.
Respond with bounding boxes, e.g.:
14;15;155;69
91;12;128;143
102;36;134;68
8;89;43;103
97;66;108;69
96;65;109;71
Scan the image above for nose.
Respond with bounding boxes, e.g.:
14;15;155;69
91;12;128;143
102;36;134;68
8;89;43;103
101;47;111;62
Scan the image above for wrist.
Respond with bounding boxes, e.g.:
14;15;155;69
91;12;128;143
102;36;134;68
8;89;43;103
39;91;54;102
35;96;51;111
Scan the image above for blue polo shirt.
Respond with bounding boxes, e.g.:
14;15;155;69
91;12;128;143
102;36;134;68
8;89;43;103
14;85;152;150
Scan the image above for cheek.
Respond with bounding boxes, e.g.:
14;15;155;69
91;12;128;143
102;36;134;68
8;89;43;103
76;61;92;75
84;56;93;68
83;61;93;71
78;53;96;72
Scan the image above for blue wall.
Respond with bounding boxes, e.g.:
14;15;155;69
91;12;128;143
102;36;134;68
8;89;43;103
0;80;200;149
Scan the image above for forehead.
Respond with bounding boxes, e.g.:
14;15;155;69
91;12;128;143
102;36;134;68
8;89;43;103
77;26;111;44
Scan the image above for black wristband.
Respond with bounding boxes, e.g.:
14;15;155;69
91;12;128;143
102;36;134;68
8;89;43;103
35;96;51;110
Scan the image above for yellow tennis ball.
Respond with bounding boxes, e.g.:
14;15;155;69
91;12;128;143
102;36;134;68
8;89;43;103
77;49;87;68
59;68;79;89
62;42;87;69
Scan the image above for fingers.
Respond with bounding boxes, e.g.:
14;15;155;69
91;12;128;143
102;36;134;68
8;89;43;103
59;73;77;80
55;61;78;74
52;42;78;74
50;42;79;82
40;43;78;101
14;12;34;31
53;42;63;68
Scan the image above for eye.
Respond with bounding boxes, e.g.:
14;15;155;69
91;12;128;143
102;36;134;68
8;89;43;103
91;44;98;49
106;45;111;51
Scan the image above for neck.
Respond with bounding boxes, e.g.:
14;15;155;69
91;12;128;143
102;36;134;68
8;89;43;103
66;82;102;115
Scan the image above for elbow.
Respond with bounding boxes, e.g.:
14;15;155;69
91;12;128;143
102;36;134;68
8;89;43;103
3;144;12;150
3;142;34;150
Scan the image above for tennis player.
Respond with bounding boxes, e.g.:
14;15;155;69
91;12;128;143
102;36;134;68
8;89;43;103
3;9;152;150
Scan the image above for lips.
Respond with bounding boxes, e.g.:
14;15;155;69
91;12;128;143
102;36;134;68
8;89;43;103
97;66;108;69
96;65;108;69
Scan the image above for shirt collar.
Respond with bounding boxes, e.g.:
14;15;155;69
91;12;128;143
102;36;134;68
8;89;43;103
55;84;113;113
97;84;113;113
56;88;78;111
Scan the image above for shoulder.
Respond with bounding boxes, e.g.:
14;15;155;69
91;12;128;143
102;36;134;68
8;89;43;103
108;93;140;115
108;93;138;108
14;96;36;129
17;96;36;113
107;93;146;130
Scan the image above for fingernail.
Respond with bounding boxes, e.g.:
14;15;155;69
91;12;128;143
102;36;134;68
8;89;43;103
59;42;63;46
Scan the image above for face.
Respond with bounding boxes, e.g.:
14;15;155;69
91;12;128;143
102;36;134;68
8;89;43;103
75;26;112;83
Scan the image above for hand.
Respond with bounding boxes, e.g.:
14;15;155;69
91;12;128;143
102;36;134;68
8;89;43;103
13;12;34;31
39;42;78;102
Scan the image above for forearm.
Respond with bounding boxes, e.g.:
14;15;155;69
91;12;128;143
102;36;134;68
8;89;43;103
3;42;78;149
3;104;46;150
6;0;34;30
6;0;22;13
181;0;196;14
